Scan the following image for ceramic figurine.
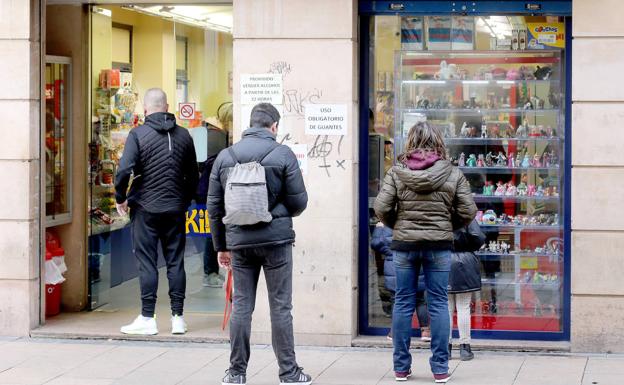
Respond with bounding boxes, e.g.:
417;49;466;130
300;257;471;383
523;101;533;110
551;186;559;197
485;152;494;167
549;150;559;167
481;126;488;138
476;210;484;223
516;122;528;138
508;152;515;168
490;124;501;138
542;152;550;167
505;182;517;196
527;184;537;196
482;210;497;225
494;181;506;196
534;65;553;80
535;185;545;196
477;154;485;167
458;152;466;167
460;122;470;137
496;151;507;167
516;153;522;168
531;154;542;167
517;182;528;196
483;181;495;196
466;154;477;167
521;154;531;168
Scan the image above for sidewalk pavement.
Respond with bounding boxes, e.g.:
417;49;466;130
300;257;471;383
0;337;622;385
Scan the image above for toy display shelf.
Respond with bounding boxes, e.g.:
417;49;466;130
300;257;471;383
402;108;559;114
401;79;560;86
476;252;560;258
481;277;560;289
459;166;560;174
468;315;561;332
445;137;561;145
478;224;562;232
473;195;560;203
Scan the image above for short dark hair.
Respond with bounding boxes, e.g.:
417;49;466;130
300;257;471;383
250;103;281;128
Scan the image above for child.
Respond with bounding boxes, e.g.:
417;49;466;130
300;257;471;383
448;219;486;361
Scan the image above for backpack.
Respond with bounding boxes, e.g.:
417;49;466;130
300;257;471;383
222;144;278;226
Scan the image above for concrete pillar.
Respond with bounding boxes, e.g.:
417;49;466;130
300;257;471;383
233;0;358;346
0;0;42;335
571;0;624;352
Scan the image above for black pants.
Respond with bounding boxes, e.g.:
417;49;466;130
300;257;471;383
229;244;298;379
131;209;186;317
203;236;219;275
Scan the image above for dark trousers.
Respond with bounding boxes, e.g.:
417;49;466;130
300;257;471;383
229;244;298;378
203;236;219;275
131;209;186;317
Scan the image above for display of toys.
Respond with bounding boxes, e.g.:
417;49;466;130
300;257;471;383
466;154;477;167
476;210;559;227
481;210;497;225
494;181;506;196
482;181;495;196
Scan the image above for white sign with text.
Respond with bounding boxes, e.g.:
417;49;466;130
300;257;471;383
286;144;308;175
240;74;283;105
304;104;348;136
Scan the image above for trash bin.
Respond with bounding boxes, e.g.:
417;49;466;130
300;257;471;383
44;250;64;317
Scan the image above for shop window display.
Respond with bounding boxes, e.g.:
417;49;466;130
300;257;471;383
368;15;566;334
88;5;233;311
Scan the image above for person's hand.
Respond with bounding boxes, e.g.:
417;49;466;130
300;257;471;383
218;251;232;269
116;201;128;216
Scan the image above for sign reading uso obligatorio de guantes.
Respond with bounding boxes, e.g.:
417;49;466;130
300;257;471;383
305;104;348;136
186;204;211;237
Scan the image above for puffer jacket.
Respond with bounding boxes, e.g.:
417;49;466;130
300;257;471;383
371;225;425;293
207;126;308;251
449;220;486;293
374;151;476;251
115;112;198;213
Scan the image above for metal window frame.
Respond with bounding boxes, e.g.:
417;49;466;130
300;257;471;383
357;2;572;341
45;55;73;228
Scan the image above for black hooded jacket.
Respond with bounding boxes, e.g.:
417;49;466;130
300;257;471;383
115;112;198;213
448;220;486;293
207;126;308;251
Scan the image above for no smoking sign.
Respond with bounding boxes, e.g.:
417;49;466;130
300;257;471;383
179;103;195;120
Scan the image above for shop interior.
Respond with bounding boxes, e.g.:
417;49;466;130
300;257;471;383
367;15;566;336
41;3;233;338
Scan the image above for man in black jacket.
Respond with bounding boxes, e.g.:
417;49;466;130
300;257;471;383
115;88;198;336
208;103;310;385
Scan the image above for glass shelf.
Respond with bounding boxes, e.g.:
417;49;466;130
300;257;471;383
459;166;560;174
403;108;559;114
445;137;561;145
479;224;562;232
473;195;560;203
481;278;560;289
402;79;560;86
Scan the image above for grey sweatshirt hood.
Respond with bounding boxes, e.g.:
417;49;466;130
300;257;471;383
392;159;453;193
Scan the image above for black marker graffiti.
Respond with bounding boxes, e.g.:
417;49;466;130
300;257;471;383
268;61;292;77
283;88;323;117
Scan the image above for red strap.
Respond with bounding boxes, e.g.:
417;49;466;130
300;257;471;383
222;269;233;330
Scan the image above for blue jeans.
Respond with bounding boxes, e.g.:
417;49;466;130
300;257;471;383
392;249;451;375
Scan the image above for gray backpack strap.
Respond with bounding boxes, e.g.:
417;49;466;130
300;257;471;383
259;143;280;164
227;147;239;164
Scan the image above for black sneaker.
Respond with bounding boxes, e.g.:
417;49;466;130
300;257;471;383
222;369;246;385
459;343;474;361
280;367;312;384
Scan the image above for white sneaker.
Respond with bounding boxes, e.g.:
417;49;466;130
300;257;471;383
120;315;158;335
171;315;188;335
203;273;225;288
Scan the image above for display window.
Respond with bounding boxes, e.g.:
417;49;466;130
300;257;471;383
364;13;569;338
45;57;72;226
87;4;233;312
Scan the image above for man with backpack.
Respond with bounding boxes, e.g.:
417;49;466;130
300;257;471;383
207;103;310;385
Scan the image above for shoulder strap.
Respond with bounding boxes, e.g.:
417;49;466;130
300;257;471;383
259;143;280;164
227;147;239;164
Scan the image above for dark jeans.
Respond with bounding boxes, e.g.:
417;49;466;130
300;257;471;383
131;209;186;317
392;249;451;375
203;236;219;275
229;244;298;378
415;290;430;328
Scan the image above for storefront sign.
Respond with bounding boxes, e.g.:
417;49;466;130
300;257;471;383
286;144;308;175
186;203;211;237
240;73;283;105
304;104;348;136
527;23;565;49
179;103;196;120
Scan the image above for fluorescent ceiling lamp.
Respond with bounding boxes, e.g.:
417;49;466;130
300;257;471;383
496;80;515;84
403;80;446;84
122;5;232;33
463;80;489;84
93;7;111;17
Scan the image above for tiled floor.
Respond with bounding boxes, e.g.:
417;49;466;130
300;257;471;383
0;338;622;385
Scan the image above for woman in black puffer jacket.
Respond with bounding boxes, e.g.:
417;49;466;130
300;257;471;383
448;220;485;361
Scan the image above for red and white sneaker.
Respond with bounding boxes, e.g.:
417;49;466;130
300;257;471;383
434;372;451;383
395;369;411;381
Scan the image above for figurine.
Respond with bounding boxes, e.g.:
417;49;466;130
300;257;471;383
516;121;528;138
530;96;544;109
534;65;553;80
435;60;459;80
505;182;517;196
485;152;494;167
460;122;470;137
549;150;559;167
548;90;560;108
496;151;507;167
476;154;485;167
527;184;537;196
458;152;466;167
535;185;545;196
482;210;497;225
506;68;521;80
490;124;501;138
483;181;495;196
519;65;536;80
523;101;533;110
516;153;522;168
508;152;515;168
481;126;488;138
494;181;506;196
466;154;477;167
521;154;531;168
531;154;542;168
517;182;528;196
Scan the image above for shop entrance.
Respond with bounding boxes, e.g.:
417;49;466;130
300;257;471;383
41;3;233;338
358;1;572;341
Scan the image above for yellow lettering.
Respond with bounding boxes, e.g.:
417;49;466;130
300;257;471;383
185;210;199;234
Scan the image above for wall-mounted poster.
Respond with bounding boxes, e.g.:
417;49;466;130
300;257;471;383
451;16;475;50
527;22;565;50
401;17;423;50
427;16;451;50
